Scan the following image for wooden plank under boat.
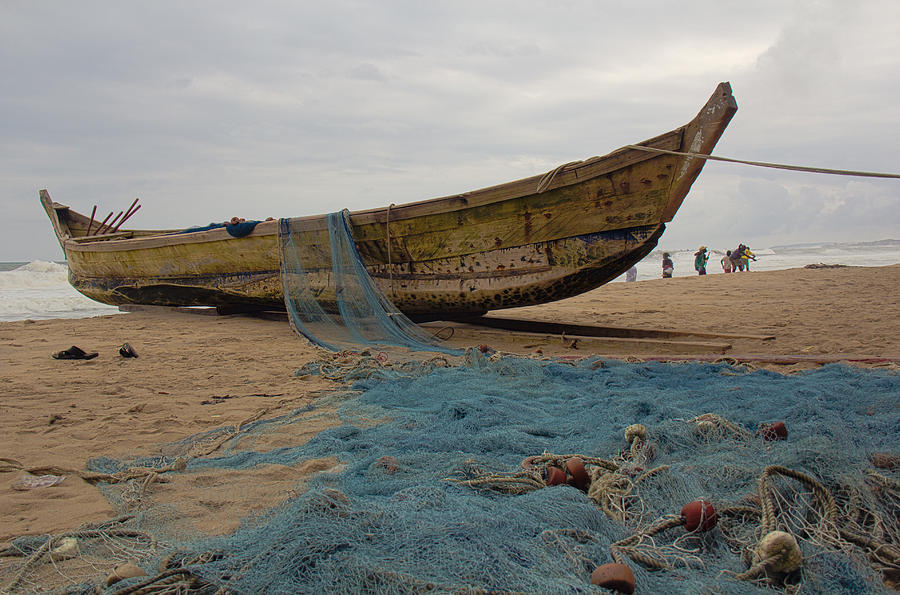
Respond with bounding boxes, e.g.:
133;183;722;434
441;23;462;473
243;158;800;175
40;82;737;318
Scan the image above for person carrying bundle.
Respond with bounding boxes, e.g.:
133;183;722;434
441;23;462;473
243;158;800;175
694;246;709;275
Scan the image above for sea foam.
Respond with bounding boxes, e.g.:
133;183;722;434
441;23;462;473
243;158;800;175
0;261;120;322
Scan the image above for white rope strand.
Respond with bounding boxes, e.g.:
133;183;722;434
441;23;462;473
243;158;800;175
625;145;900;179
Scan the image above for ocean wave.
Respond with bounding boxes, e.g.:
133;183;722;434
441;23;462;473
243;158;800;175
0;261;120;321
0;290;119;321
0;260;70;289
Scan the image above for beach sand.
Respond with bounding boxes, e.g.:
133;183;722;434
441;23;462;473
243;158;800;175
1;264;898;554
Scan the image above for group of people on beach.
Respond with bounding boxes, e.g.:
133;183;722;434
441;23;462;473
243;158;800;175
661;244;756;278
721;243;756;273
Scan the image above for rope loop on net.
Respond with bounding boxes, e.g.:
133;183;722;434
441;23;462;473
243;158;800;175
610;515;689;569
757;465;837;534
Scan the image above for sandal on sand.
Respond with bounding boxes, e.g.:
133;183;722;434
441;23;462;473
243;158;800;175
118;342;138;358
52;346;99;360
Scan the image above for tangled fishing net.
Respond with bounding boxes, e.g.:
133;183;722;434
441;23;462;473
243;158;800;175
3;215;898;592
4;351;898;593
278;211;458;354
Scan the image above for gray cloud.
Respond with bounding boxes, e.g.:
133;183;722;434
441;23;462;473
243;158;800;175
2;0;898;261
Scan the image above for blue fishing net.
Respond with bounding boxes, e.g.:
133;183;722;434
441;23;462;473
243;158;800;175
278;211;458;354
90;356;899;594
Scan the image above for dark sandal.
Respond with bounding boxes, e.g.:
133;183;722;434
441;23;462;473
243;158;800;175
52;346;98;360
118;343;138;358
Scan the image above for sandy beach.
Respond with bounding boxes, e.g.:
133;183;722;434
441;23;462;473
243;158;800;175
1;264;898;589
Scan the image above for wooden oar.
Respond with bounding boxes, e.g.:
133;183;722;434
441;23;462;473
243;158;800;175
85;205;97;236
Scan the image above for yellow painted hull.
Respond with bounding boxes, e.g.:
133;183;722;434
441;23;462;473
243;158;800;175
41;83;737;317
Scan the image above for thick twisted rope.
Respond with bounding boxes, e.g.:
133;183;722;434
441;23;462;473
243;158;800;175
758;465;837;534
610;516;686;569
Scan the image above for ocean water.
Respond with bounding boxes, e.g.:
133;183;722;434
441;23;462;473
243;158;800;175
0;261;120;322
618;239;900;282
1;239;898;322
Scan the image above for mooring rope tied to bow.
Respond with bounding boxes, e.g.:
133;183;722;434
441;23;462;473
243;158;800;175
625;145;900;179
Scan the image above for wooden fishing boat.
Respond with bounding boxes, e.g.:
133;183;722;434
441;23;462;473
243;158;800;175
41;82;737;318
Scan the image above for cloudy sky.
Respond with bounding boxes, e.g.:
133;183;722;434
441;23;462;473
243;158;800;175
2;0;898;261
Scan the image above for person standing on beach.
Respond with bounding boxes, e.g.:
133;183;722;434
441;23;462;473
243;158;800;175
721;250;733;273
731;244;746;271
661;253;674;278
741;245;757;271
694;246;709;275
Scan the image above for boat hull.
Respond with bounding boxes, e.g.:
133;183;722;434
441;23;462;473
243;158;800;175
41;83;737;318
64;223;664;317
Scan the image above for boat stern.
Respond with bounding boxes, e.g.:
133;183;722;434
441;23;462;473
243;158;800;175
40;189;72;256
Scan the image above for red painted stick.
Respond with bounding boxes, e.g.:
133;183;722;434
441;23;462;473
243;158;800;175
94;212;114;236
99;211;124;235
111;199;140;233
85;205;97;236
112;203;141;233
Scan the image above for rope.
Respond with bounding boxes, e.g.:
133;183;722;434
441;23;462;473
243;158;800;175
109;568;195;595
625;145;900;179
587;470;634;522
2;527;158;592
731;553;780;581
758;465;837;532
447;471;545;494
688;413;754;440
9;458;187;486
610;516;687;569
536;160;583;193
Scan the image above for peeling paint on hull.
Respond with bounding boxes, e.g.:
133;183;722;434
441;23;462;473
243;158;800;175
67;224;664;316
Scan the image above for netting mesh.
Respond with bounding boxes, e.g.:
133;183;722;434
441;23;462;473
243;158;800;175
11;354;895;593
278;211;458;354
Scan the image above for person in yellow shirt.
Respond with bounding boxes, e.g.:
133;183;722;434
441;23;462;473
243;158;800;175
741;246;757;271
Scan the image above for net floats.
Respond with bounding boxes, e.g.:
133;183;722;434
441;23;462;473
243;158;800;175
545;466;567;486
590;562;635;594
49;537;79;561
758;421;788;441
565;457;589;490
624;423;647;443
106;562;147;586
680;499;718;532
753;531;803;574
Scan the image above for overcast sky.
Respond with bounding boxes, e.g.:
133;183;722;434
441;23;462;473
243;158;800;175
2;0;898;261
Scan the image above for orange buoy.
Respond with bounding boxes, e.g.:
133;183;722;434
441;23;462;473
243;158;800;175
565;457;589;490
760;421;788;441
681;499;718;532
590;562;635;594
546;466;567;486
